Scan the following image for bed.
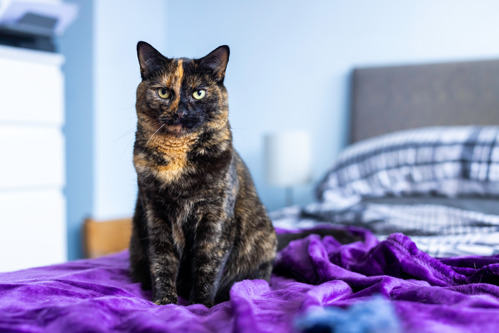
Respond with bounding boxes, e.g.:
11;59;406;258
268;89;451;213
2;59;499;332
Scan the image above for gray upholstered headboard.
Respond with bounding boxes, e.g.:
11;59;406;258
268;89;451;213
350;59;499;143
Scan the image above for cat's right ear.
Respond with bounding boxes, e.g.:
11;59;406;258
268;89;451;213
137;41;167;79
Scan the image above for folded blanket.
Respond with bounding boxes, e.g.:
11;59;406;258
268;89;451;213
1;228;499;333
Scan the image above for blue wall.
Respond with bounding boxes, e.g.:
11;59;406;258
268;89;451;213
60;0;94;260
62;0;499;259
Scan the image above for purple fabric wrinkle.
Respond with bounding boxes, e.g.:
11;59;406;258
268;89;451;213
2;227;499;332
440;255;499;268
229;280;265;333
345;234;469;286
298;280;353;310
395;300;499;333
275;234;368;286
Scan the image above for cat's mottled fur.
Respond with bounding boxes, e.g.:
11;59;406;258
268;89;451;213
129;42;277;307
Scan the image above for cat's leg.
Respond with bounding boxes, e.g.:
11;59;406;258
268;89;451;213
129;198;152;290
129;227;151;290
190;214;232;307
144;206;180;305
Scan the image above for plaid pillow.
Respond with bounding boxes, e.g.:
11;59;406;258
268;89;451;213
316;126;499;203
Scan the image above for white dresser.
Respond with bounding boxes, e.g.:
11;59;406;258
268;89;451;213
0;45;66;272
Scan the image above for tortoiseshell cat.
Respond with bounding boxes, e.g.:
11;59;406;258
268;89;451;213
130;42;359;307
129;42;277;307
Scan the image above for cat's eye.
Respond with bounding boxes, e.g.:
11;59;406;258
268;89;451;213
193;89;206;100
157;88;170;99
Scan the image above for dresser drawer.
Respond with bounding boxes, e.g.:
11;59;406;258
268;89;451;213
0;126;64;189
0;47;64;126
0;190;66;272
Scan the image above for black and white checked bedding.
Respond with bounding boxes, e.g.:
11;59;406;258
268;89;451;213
272;126;499;257
271;200;499;257
316;126;499;207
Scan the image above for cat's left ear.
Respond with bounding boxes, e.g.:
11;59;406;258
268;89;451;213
199;45;230;82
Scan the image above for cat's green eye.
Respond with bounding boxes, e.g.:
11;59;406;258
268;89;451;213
157;88;170;99
193;89;206;100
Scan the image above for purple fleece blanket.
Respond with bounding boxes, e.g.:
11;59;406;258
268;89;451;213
1;228;499;333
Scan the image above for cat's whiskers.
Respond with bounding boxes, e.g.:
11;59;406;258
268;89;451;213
144;124;165;151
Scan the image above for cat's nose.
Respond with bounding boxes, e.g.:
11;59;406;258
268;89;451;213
176;109;187;118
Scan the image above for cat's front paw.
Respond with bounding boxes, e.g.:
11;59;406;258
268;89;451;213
153;291;178;305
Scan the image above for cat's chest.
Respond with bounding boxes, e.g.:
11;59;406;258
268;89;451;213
134;151;190;184
134;135;197;183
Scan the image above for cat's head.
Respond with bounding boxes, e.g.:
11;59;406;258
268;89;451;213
136;42;230;137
